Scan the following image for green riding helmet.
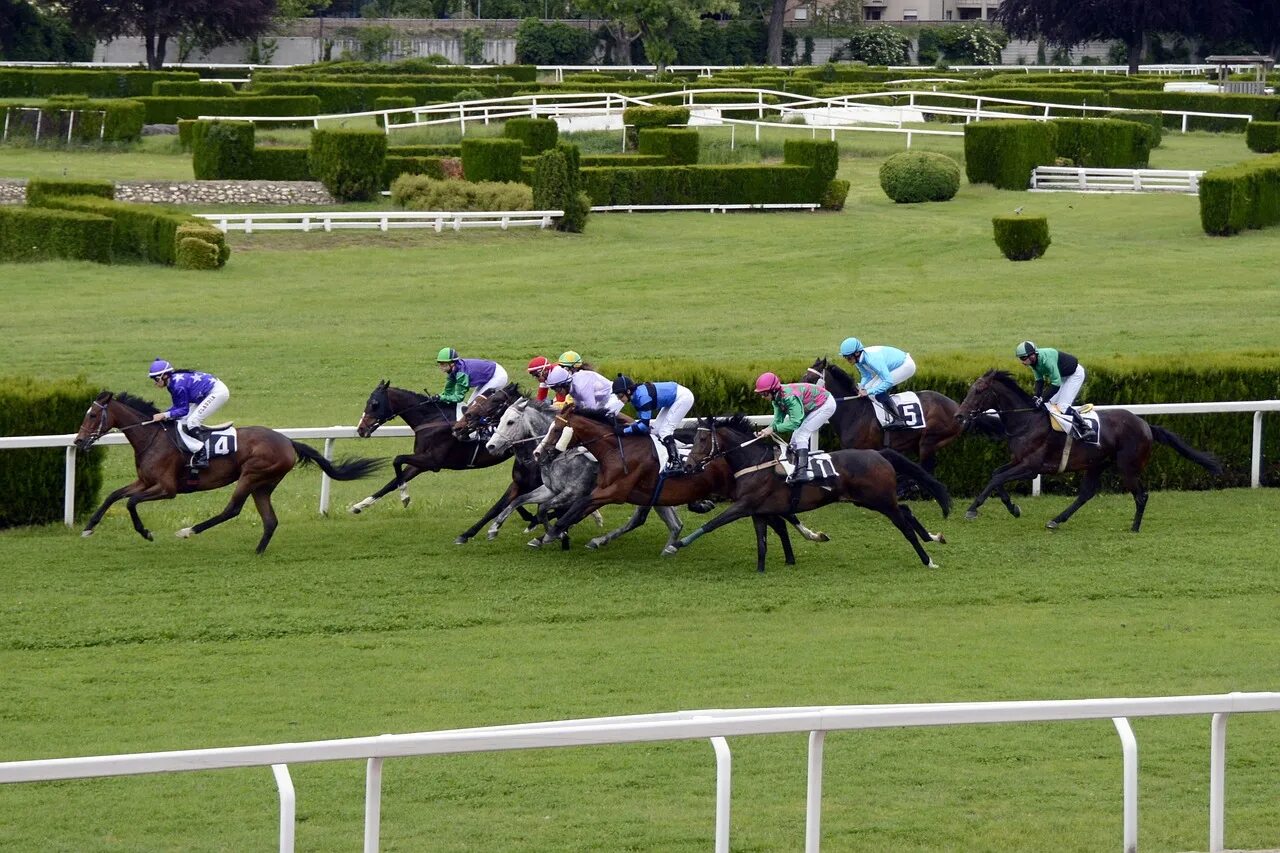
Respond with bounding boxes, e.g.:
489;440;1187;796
1015;341;1037;360
437;347;459;363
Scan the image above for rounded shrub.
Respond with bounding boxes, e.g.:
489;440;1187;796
308;128;387;202
992;214;1050;261
821;179;850;211
175;236;221;270
879;151;961;203
1246;121;1280;154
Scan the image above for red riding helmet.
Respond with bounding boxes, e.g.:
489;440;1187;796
527;356;551;377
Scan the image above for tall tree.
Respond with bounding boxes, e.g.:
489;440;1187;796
994;0;1241;74
0;0;93;60
63;0;279;69
578;0;736;72
1229;0;1280;58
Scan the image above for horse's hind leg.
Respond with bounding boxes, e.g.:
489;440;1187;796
587;505;653;550
1047;467;1103;530
875;502;936;568
785;513;829;543
82;480;143;537
350;457;423;513
180;480;254;540
752;516;770;573
251;484;281;554
1118;458;1149;532
765;515;795;566
900;504;945;544
995;485;1021;518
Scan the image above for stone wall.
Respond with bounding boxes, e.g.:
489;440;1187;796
0;180;335;206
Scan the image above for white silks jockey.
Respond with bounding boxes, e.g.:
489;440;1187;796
545;365;623;414
147;358;230;469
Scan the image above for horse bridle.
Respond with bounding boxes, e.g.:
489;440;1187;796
81;400;159;450
362;389;452;434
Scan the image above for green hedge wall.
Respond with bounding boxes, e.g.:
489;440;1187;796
384;155;447;185
32;195;202;266
191;121;256;180
581;164;818;205
1;100;145;143
964;120;1058;190
638;128;700;165
0;69;196;98
1246;121;1280;153
1108;91;1278;131
0;207;113;264
504;118;559;153
374;95;416;128
251;147;313;181
622;105;690;148
25;178;113;207
604;356;1280;494
251;82;525;112
461;138;524;183
1114;110;1163;147
783;139;839;187
532;142;589;233
0;376;106;528
580;154;668;167
308;129;388;202
387;144;462;157
135;95;321;125
1199;155;1280;236
1050;118;1154;168
152;80;235;97
254;62;537;82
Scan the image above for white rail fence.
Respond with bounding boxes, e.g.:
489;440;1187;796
197;209;562;233
1;692;1277;853
1031;166;1204;194
0;400;1275;528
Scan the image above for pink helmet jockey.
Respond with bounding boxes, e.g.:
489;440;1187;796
753;372;781;394
148;358;174;378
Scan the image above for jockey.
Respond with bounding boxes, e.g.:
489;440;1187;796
1015;341;1095;441
839;337;916;428
436;347;509;419
146;358;229;470
526;356;567;405
545;365;622;414
612;374;694;473
557;350;591;373
753;372;836;484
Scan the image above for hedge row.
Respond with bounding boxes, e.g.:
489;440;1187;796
582;164;819;206
622;105;690;149
637;128;700;165
503;118;558;154
1199;154;1280;236
250;82;525;113
461;138;524;183
374;95;416;128
152;80;235;97
964;120;1058;190
1246;122;1280;153
32;194;228;267
0;68;196;99
255;61;537;82
135;95;321;125
0;207;113;264
531;142;589;232
309;129;388;201
1051;118;1155;168
1;100;145;143
580;154;667;167
25;177;113;207
192;121;255;180
0;376;106;528
601;357;1280;494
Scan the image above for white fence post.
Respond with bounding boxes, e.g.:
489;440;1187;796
319;437;335;515
1250;411;1263;488
365;756;384;853
710;736;731;853
63;444;77;527
272;764;296;853
1113;717;1137;853
805;730;825;853
1209;712;1228;852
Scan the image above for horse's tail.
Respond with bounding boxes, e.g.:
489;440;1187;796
292;441;387;480
1149;425;1224;476
964;412;1007;439
877;449;952;518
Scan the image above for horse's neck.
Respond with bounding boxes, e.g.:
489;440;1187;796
390;389;437;426
111;404;161;457
724;429;773;467
825;366;857;396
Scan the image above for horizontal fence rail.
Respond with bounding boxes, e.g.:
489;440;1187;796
0;400;1276;528
197;209;562;233
1031;166;1204;194
0;692;1276;853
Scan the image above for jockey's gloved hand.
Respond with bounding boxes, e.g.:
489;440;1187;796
1032;396;1044;409
612;421;626;436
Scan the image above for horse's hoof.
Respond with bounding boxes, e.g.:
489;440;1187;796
400;496;411;508
927;559;939;569
661;545;679;557
1046;520;1059;530
175;528;192;539
349;506;362;515
142;530;153;541
1009;504;1021;518
931;532;947;544
965;510;978;520
587;538;603;550
81;528;94;538
815;532;830;542
522;524;537;534
527;538;543;549
454;535;468;545
486;530;499;541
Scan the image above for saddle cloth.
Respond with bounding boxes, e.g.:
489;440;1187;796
650;435;689;470
202;425;238;458
871;391;925;430
778;450;839;482
1048;404;1101;444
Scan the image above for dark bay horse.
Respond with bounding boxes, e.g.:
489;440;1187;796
956;370;1223;531
351;381;540;543
73;391;383;553
667;416;951;570
534;405;830;571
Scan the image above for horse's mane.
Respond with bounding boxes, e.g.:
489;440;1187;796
115;392;160;415
712;414;756;436
984;369;1033;401
822;360;858;393
572;406;618;425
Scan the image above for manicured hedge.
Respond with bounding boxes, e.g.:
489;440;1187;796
582;164;818;206
503;118;559;153
175;223;229;271
251;82;524;113
191;121;256;180
309;128;387;202
135;95;321;125
822;179;850;211
993;214;1051;260
383;155;447;185
532;142;589;233
256;61;537;82
782;139;839;187
387;144;462;157
580;154;667;167
622;105;690;148
0;68;196;98
0;376;106;528
0;207;113;264
1246;121;1280;153
1050;118;1154;168
250;147;313;181
1;99;145;143
1199;155;1280;236
638;128;700;165
32;195;211;266
374;95;416;128
1113;110;1163;147
1108;90;1280;131
964;120;1058;190
25;178;113;207
879;151;961;203
152;80;235;97
461;138;524;183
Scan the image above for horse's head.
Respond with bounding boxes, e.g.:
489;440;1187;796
73;391;116;451
957;370;1024;422
803;356;828;384
533;403;577;461
485;397;532;455
357;380;393;438
685;417;720;471
455;382;517;439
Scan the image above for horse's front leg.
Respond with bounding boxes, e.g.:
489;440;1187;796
350;457;423;513
663;501;754;556
752;516;769;573
491;486;553;539
785;513;829;543
965;461;1034;519
82;480;144;537
124;483;174;542
587;505;652;550
457;481;521;544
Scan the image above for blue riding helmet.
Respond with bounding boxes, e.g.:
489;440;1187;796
839;337;863;358
148;358;174;377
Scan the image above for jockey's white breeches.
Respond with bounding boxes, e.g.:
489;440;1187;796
1049;366;1086;431
889;354;916;385
651;386;695;440
790;395;837;450
458;366;509;419
178;380;229;452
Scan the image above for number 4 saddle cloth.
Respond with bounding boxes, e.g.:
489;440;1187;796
870;392;925;430
201;423;238;458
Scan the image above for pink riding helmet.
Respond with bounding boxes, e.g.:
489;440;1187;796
754;372;781;394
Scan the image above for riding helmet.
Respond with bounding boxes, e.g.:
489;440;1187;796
753;372;782;394
1015;341;1037;360
436;347;459;363
557;350;582;369
612;373;636;395
546;366;572;388
839;337;863;358
148;358;174;377
527;355;550;375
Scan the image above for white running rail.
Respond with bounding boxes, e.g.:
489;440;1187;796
0;400;1275;528
0;692;1277;853
1031;166;1204;194
196;209;562;233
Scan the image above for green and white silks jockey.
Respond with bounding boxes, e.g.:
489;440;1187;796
1015;340;1094;441
435;347;509;421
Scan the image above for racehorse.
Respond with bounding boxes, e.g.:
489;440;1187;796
956;370;1223;531
533;405;831;571
73;391;383;553
666;416;951;569
350;381;540;543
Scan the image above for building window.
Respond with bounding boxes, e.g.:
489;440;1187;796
793;7;808;19
902;9;918;20
863;5;882;19
958;6;981;18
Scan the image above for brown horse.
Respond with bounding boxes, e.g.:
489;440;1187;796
73;391;384;553
956;370;1223;531
666;415;951;569
534;405;831;571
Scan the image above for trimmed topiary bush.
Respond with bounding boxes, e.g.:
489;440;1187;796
0;207;113;264
152;80;234;97
993;214;1051;260
964;120;1058;190
175;236;221;270
638;128;700;165
1050;118;1154;168
390;174;534;211
1246;121;1280;154
879;151;961;203
176;223;230;268
192;121;256;180
308;128;388;202
461;138;524;184
532;143;589;232
251;147;313;181
1199;154;1280;236
24;178;113;207
622;105;690;149
503;118;559;153
33;195;201;266
374;95;416;128
821;179;850;211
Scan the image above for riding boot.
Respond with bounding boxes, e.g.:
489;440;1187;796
787;448;812;484
1069;408;1096;442
189;444;209;470
187;425;211;442
661;436;684;473
875;392;905;428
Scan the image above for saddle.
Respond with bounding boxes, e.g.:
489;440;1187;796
773;447;839;484
1047;404;1100;443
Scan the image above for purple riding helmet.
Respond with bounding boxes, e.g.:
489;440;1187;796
148;359;174;378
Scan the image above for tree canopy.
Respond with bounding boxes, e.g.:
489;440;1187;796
62;0;280;69
577;0;737;71
0;0;93;61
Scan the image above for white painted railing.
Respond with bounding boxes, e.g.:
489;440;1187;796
1;692;1276;853
1031;166;1203;194
590;203;819;213
196;209;562;233
0;401;1275;527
